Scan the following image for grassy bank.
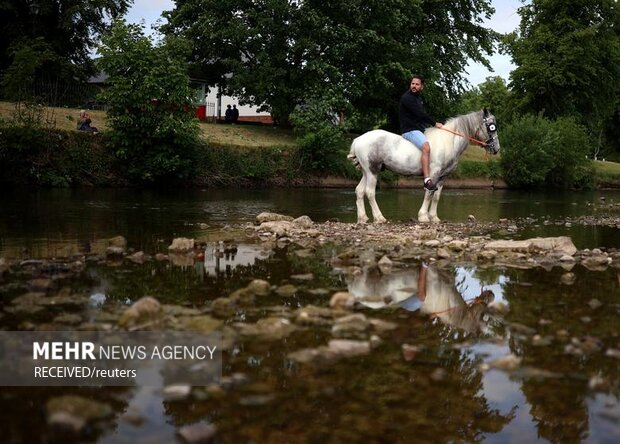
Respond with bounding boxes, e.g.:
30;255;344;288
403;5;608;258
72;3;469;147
1;101;619;187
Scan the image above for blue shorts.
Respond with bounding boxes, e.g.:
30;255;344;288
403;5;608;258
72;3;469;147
402;130;427;150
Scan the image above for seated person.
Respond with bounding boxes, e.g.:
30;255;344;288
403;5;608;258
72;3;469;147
77;110;98;132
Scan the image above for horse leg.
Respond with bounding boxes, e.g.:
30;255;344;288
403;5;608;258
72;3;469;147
365;174;387;224
355;175;369;224
428;184;443;223
417;190;433;223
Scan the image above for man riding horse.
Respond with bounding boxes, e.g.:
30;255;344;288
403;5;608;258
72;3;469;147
399;75;443;191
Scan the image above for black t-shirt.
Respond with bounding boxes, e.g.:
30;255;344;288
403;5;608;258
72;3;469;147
399;90;436;133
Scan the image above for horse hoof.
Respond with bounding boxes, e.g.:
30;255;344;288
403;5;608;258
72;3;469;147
357;218;369;224
418;215;430;223
374;218;387;224
430;217;442;224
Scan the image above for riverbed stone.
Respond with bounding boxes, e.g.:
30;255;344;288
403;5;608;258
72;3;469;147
246;279;271;296
256;212;294;223
169;237;195;251
236;317;296;340
293;215;314;228
118;296;162;328
177;423;217;444
288;339;371;364
582;254;611;270
329;291;355;309
275;283;297;297
47;395;113;433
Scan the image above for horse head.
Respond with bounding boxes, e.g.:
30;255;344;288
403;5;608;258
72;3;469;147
482;108;500;155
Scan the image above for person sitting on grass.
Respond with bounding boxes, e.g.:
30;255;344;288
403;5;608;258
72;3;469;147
77;110;99;133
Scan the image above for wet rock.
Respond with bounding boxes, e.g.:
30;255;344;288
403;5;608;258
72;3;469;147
53;313;83;325
437;247;451;259
329;291;355;310
246;279;271;296
332;313;369;338
155;253;168;261
257;221;294;237
127;251;146;264
430;368;447;381
560;272;576;285
29;277;55;292
236;317;296;340
169;237;195;252
484;239;532;252
559;255;575;262
582;254;611;270
588;298;603;310
605;348;620;359
484;237;577;255
211;297;237;318
47;395;113;433
478;250;497;261
177;423;217;444
108;235;127;248
424;240;440;248
289;339;371;364
275;284;297;297
174;315;222;333
377;255;393;274
163;384;192;401
484;354;522;371
369;318;398;333
290;273;314;281
402;344;424;361
447;240;467;252
118;296;162;328
295;305;339;326
531;335;553;346
256;212;294;223
293;215;314;228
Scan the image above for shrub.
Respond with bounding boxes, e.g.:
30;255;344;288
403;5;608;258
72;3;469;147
500;114;594;189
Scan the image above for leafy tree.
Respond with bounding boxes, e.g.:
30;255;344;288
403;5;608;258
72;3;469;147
455;76;513;125
163;0;498;127
0;0;129;97
505;0;619;155
97;21;200;183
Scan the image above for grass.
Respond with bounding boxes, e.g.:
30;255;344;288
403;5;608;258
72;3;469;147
1;101;618;180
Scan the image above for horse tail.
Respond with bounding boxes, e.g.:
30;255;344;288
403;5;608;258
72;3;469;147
347;139;361;169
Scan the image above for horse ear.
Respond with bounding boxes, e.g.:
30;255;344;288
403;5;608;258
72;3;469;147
483;107;488;117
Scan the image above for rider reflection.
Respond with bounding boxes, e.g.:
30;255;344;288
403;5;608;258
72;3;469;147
347;262;495;333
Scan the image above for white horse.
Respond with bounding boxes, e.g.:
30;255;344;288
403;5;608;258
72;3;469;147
348;109;500;224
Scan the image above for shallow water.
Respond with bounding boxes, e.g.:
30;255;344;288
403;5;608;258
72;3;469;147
0;188;619;443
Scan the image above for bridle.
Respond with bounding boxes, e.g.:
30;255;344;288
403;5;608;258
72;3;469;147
439;110;498;154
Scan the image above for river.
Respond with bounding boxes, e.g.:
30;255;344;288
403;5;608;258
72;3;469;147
0;188;618;443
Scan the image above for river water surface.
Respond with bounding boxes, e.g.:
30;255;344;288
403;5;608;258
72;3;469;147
0;188;619;443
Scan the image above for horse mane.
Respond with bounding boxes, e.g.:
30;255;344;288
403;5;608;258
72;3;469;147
445;110;483;135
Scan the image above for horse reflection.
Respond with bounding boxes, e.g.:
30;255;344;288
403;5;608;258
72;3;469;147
346;264;494;333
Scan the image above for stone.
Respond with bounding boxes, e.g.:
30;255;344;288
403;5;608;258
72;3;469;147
246;279;271;296
127;251;146;264
47;395;113;432
256;212;294;223
169;237;195;251
377;255;393;273
560;272;577;285
275;284;297;297
163;384;192;401
118;296;162;327
236;317;296;340
329;291;355;309
293;215;314;228
485;354;522;371
177;423;217;444
257;221;294;237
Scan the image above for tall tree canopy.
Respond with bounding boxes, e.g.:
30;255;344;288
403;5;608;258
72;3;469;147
0;0;130;83
505;0;619;130
163;0;497;126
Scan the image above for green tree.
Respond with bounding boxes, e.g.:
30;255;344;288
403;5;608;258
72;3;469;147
163;0;498;127
97;21;200;183
455;76;513;125
505;0;619;157
0;0;130;85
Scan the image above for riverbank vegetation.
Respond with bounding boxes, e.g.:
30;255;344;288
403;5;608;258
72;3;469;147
0;1;617;189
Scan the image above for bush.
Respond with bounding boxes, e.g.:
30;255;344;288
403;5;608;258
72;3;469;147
98;22;200;183
290;97;350;175
500;115;594;189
